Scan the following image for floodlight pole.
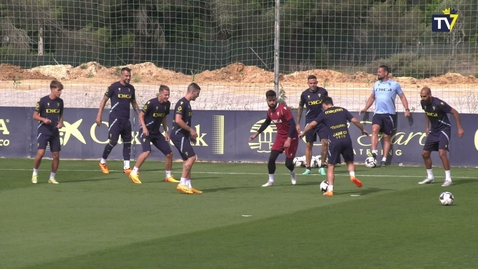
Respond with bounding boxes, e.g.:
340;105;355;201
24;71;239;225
274;0;280;95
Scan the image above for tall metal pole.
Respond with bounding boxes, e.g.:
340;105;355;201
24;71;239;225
274;0;280;95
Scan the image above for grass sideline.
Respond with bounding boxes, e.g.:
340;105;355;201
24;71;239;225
1;158;477;269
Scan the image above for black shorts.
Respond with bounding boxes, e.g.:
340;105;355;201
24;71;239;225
304;123;328;143
140;132;172;155
328;140;354;165
37;130;61;152
108;118;132;143
170;133;196;160
423;130;450;152
372;114;397;135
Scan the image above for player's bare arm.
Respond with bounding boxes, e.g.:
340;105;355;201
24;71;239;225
249;118;271;141
296;106;303;132
139;111;148;136
131;99;141;115
96;96;109;125
450;108;464;138
425;114;430;135
32;111;51;124
57;115;64;129
351;118;369;137
162;117;170;141
359;94;375;115
175;114;197;139
299;120;318;138
399;93;411;117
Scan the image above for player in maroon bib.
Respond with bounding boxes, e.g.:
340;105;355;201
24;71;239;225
249;90;299;187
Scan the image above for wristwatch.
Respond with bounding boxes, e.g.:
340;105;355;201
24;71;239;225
405;108;410;112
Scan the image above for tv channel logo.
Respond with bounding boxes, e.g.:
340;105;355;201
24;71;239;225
432;8;458;32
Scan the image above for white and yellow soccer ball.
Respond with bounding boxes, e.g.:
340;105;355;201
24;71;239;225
364;156;377;168
439;192;454;206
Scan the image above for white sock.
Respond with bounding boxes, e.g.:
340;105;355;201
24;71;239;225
445;170;451;181
33;168;38;175
349;171;355;178
372;150;378;155
290;171;296;179
268;174;275;182
180;177;187;185
381;157;387;162
100;158;107;164
131;167;139;175
186;179;192;188
124;160;130;169
327;185;334;192
426;169;434;179
166;170;172;178
50;172;56;179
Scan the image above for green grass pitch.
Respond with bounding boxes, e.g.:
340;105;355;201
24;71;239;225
1;158;477;269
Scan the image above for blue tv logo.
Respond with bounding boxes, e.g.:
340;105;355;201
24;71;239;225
432;8;458;32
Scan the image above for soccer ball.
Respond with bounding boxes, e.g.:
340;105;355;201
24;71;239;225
364;157;377;168
311;156;319;168
439;192;454;206
319;180;329;193
293;156;306;167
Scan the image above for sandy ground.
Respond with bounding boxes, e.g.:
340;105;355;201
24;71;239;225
1;62;477;112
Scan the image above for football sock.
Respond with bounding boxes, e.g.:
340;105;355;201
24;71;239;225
124;160;130;169
180;177;187;185
306;167;311;170
349;171;355;178
268;174;275;182
381;157;387;162
50;172;56;178
100;158;107;164
166;170;172;178
132;167;139;175
327;185;334;192
426;169;434;179
371;150;378;155
186;179;192;188
33;168;38;175
444;170;451;181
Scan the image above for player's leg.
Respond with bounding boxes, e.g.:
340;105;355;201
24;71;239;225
285;136;299;185
370;114;382;160
171;134;197;194
379;114;396;167
129;133;152;184
318;126;329;175
32;133;47;184
121;120;133;174
48;133;61;184
155;134;178;183
324;142;340;196
438;131;452;186
419;133;437;184
342;141;362;188
303;125;317;174
99;119;120;174
262;150;281;187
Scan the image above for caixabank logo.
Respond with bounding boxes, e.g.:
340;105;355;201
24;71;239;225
0;118;11;146
432;8;458;32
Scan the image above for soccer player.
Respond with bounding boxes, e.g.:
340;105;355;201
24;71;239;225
296;75;329;175
31;80;64;184
300;97;369;196
170;83;202;194
249;90;299;187
96;67;140;175
128;85;179;184
417;87;464;187
359;65;410;167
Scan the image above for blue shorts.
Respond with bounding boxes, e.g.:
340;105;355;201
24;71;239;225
423;130;450;152
37;130;61;152
108;118;132;143
328;140;354;165
170;133;196;160
140;132;172;155
304;123;328;143
372;114;397;135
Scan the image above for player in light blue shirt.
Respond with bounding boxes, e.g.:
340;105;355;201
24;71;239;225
359;65;410;167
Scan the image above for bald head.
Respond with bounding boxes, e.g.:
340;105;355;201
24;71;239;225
420;87;432;103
